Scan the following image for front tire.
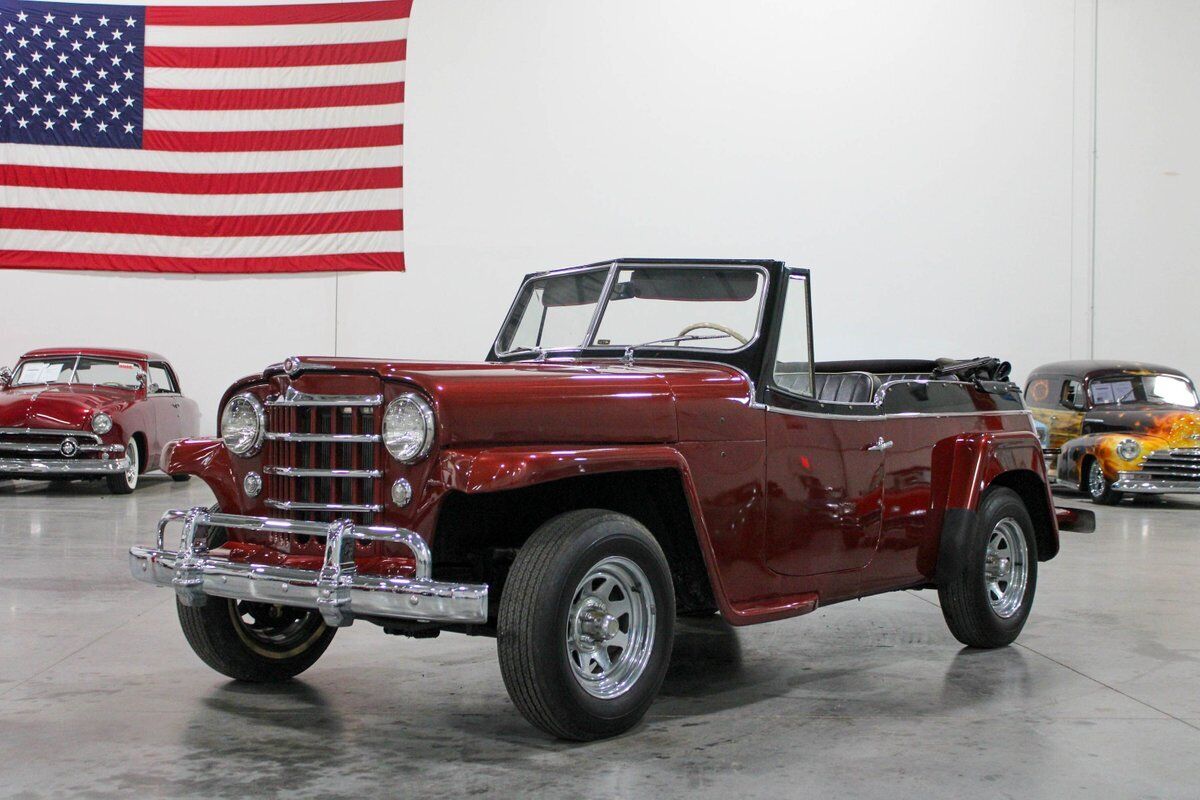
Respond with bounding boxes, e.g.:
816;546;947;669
1084;458;1123;505
938;487;1038;649
177;597;335;682
106;437;139;494
497;509;675;741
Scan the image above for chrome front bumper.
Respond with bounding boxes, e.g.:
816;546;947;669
1114;473;1200;494
129;508;488;627
0;456;130;475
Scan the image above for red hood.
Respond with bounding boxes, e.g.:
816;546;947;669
0;384;135;430
247;358;755;446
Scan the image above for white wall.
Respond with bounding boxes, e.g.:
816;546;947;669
4;0;1191;428
1094;0;1200;383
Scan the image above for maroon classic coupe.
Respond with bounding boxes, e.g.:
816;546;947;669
129;259;1091;739
0;347;200;493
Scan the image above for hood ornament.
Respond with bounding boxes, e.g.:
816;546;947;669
282;357;335;378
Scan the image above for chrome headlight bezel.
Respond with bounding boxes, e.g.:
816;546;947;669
91;412;113;435
1116;437;1141;461
383;392;435;463
221;392;265;456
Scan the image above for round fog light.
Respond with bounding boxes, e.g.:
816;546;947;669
244;471;262;497
391;478;412;507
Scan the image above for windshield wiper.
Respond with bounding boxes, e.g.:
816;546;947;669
620;333;729;364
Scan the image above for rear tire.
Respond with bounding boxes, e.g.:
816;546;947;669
938;487;1038;649
1084;458;1123;505
497;509;675;741
105;437;139;494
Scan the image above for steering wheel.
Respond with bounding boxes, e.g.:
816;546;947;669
676;322;749;346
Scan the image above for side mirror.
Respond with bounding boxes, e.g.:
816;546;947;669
148;383;162;394
0;367;11;388
136;372;150;392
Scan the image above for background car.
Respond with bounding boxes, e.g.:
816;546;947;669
0;347;200;493
1025;360;1200;504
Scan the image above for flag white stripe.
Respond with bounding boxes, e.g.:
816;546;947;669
2;143;403;172
145;62;405;90
143;103;404;132
6;186;403;215
1;228;404;257
144;19;408;48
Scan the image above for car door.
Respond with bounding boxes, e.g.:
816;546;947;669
147;362;184;448
760;270;885;577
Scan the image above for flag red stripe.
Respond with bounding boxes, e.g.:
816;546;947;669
144;83;405;110
2;208;403;237
2;165;403;194
144;39;406;68
146;0;412;27
142;125;403;152
0;250;404;273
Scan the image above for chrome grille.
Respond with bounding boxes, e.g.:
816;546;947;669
263;391;383;523
1136;448;1200;484
0;427;105;455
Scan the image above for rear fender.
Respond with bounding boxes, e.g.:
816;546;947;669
934;430;1059;585
436;446;744;621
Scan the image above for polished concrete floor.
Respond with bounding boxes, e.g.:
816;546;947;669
2;476;1198;799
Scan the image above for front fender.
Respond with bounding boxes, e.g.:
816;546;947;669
1060;432;1169;482
162;437;239;510
436;445;757;623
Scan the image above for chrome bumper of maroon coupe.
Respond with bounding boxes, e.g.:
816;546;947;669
0;455;130;474
129;508;488;627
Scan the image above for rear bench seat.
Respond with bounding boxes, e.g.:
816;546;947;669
775;370;879;403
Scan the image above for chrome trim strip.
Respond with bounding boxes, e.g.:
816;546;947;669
751;403;1033;422
131;508;487;626
0;456;131;474
0;427;102;443
266;499;382;513
266;389;383;408
264;466;382;479
264;432;380;443
0;442;124;454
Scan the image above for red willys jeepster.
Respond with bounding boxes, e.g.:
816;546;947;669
130;259;1091;740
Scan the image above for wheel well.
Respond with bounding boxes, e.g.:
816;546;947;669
432;469;717;619
989;469;1059;561
131;432;147;474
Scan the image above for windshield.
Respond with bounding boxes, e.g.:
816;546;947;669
1090;374;1199;407
11;356;144;389
496;264;766;355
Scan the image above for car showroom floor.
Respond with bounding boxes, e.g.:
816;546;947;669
1;477;1198;799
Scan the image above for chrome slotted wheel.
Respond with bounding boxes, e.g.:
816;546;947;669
566;556;656;699
984;517;1029;619
1088;461;1106;499
124;438;139;489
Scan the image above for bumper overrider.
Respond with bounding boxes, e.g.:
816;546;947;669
129;507;488;627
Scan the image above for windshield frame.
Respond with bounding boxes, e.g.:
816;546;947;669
1087;372;1200;408
492;261;772;360
12;355;146;390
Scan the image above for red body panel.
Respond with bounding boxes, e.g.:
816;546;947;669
181;355;1055;627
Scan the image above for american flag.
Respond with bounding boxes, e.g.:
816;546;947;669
0;0;407;273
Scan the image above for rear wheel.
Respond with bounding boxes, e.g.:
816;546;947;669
170;473;191;483
497;509;675;740
938;487;1038;649
105;437;139;494
1084;458;1123;505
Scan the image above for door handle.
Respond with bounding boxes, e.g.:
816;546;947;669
867;437;893;452
171;402;180;408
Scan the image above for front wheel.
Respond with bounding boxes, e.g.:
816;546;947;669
497;509;675;741
938;487;1038;649
105;437;139;494
1085;458;1123;505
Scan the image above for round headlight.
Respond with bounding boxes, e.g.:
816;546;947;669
383;392;435;462
221;393;264;456
1116;438;1141;461
91;412;113;434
